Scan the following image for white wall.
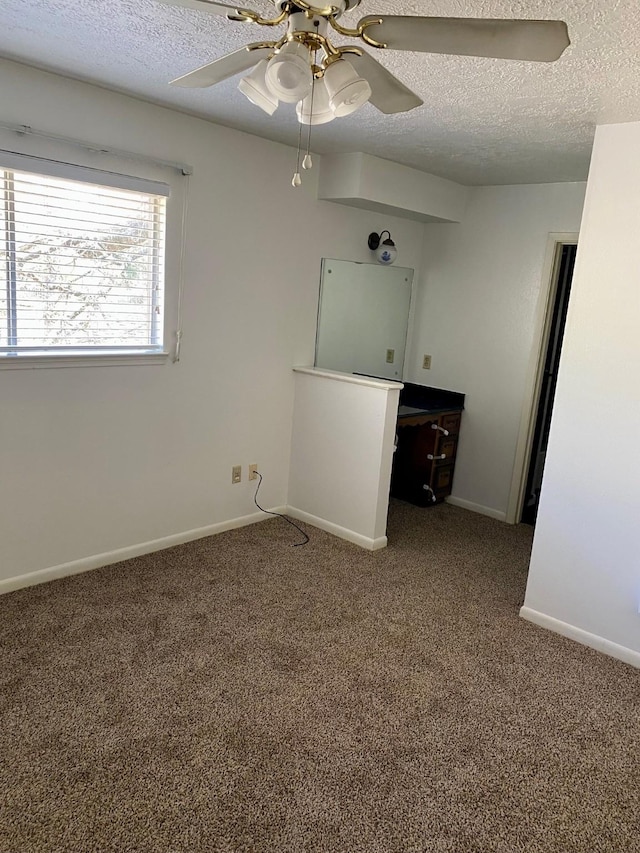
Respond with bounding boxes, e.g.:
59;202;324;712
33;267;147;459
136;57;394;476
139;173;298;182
407;183;586;519
0;59;426;586
523;121;640;665
288;369;400;549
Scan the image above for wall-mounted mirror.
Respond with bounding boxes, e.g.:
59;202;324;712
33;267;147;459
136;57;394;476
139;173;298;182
315;258;413;380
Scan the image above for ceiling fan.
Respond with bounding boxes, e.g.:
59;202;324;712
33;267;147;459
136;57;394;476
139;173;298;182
154;0;569;184
155;0;570;123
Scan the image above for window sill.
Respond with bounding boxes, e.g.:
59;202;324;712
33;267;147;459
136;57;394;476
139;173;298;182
0;352;171;370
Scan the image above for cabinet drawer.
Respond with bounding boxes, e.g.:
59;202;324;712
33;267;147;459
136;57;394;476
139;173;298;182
397;414;437;428
432;464;454;492
440;412;461;435
435;436;457;465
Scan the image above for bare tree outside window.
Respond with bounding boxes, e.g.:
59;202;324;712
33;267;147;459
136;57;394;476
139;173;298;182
1;169;166;354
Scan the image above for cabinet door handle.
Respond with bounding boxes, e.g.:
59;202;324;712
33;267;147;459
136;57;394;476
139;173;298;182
422;484;437;503
431;424;449;436
427;453;447;460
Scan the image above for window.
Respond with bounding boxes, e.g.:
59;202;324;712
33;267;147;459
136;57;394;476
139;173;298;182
1;160;168;362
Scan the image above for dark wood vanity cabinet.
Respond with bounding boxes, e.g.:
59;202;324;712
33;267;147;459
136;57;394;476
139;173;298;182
391;407;462;507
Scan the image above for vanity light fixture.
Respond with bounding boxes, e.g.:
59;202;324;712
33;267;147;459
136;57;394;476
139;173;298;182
368;230;398;265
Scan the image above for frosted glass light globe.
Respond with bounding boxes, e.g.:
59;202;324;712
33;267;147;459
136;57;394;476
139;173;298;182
324;59;371;117
376;241;398;265
265;41;313;104
238;60;278;115
296;78;335;125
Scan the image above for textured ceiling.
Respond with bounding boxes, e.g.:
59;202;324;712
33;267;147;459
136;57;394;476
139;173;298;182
1;0;640;185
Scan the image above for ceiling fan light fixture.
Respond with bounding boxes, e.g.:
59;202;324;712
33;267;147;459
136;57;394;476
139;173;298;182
324;58;372;118
238;59;279;115
265;41;313;103
296;78;335;125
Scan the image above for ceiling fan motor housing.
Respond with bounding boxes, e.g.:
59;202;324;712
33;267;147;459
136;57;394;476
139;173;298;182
273;0;361;19
286;11;329;39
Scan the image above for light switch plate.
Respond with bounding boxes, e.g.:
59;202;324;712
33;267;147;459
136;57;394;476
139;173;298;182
386;349;395;364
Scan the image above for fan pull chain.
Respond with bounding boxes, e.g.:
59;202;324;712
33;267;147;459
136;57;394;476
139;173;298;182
292;112;303;187
302;68;315;171
293;46;317;186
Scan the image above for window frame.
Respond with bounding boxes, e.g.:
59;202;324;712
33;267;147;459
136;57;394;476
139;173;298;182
0;153;172;369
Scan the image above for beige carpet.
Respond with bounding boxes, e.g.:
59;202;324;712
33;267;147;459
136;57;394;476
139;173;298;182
1;501;638;853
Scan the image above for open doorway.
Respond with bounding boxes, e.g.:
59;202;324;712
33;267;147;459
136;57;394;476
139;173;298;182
520;242;577;525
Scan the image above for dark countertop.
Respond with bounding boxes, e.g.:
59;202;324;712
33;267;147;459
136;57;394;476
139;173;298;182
398;404;459;418
397;383;465;418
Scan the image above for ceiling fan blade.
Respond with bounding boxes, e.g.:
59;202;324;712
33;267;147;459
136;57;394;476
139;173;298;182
170;44;272;87
357;16;570;62
346;51;423;114
153;0;263;22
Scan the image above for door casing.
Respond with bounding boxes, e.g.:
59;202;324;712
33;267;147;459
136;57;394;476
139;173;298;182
505;232;579;525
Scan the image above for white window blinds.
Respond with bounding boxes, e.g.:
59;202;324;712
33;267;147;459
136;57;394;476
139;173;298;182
1;160;168;357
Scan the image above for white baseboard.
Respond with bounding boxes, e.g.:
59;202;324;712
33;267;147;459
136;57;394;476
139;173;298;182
0;508;287;596
520;607;640;670
285;506;387;551
445;495;507;522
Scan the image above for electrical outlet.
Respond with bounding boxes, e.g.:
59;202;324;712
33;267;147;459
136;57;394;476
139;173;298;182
231;465;241;484
422;354;432;370
249;464;258;481
386;348;395;364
